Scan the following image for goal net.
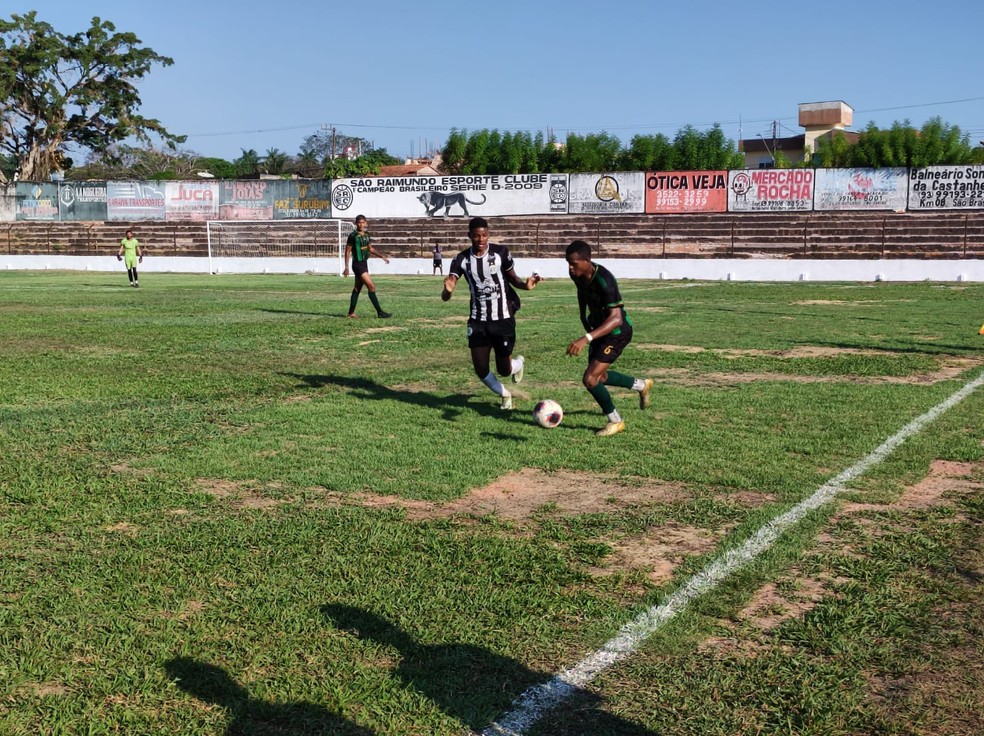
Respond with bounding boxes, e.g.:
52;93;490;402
206;219;354;274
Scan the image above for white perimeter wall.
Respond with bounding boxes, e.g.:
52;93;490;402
2;255;983;282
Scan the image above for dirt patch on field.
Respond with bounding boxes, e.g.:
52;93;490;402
842;460;983;513
736;575;830;632
346;469;687;521
18;682;70;697
640;344;929;359
790;299;915;306
729;458;984;642
193;478;285;510
637;355;980;387
104;522;140;535
592;523;723;583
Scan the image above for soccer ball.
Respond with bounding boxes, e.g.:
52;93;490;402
533;399;563;428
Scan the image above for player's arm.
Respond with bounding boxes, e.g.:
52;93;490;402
441;273;458;301
369;244;390;264
567;305;622;357
506;268;541;291
137;243;143;262
578;291;590;332
343;243;352;277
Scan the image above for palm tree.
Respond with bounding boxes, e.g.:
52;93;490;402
234;148;261;177
263;148;288;175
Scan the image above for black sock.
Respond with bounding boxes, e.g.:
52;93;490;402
348;290;359;314
368;291;383;313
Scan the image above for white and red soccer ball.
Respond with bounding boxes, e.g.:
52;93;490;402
533;399;563;428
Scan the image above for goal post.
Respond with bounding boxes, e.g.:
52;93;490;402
205;219;354;274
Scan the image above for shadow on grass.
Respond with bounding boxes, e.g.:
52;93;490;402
258;308;338;318
321;603;656;735
280;372;591;434
164;657;374;735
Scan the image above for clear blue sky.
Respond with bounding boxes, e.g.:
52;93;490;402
24;0;984;162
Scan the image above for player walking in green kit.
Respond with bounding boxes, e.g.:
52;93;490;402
564;240;653;436
344;215;392;318
117;229;143;287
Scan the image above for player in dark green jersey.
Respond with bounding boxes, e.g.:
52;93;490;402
344;215;391;318
564;240;653;436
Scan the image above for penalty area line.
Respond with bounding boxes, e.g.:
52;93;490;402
480;370;984;736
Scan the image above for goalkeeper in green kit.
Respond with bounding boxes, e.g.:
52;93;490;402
117;229;143;287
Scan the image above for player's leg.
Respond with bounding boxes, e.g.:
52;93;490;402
595;329;653;410
361;272;390;318
583;335;628;435
491;318;523;383
604;370;653;410
470;326;511;409
348;269;367;317
583;360;623;434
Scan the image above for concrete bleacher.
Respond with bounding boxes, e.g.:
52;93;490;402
2;211;983;260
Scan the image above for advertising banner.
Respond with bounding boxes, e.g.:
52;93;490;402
15;182;59;221
645;170;728;213
58;182;109;221
218;180;275;219
728;169;814;212
107;181;166;221
270;180;332;219
164;181;220;221
813;168;908;211
907;165;984;210
568;172;645;214
330;174;569;218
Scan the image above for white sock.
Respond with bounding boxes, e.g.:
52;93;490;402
482;372;507;397
607;410;622;423
511;356;524;375
632;379;646;391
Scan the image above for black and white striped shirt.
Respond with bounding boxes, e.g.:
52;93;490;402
449;243;516;322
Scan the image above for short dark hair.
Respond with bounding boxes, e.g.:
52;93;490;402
355;214;367;222
566;240;591;260
469;217;488;232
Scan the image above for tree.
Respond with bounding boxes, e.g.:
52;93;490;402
299;128;371;162
619;133;674;171
812;130;856;167
0;11;184;183
263;148;288;176
196;157;237;179
66;143;201;180
440;129;467;174
814;117;975;168
323;147;399;179
561;132;622;172
234;148;261;177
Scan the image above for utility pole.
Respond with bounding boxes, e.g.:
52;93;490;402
321;123;336;160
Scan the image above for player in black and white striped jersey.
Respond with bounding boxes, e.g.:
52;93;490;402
441;217;541;410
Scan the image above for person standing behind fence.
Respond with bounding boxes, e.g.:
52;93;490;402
117;229;143;287
432;240;443;275
344;215;392;318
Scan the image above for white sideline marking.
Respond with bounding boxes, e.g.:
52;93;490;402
481;371;984;736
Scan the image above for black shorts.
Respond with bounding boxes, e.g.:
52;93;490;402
467;318;516;357
589;326;632;364
352;261;369;277
433;259;442;267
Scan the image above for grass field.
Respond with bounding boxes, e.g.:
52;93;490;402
2;270;984;736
